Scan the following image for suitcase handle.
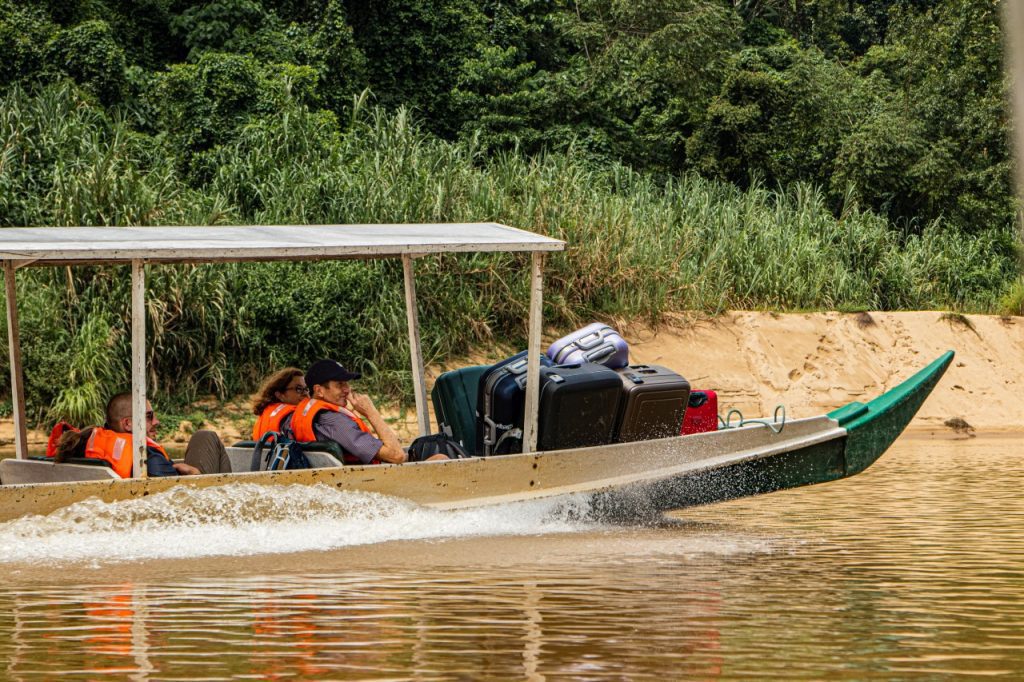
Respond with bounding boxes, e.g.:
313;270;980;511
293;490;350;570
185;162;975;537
482;416;498;449
575;329;607;350
582;342;615;364
493;428;523;454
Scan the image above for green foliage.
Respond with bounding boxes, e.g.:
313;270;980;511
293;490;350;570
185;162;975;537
829;84;928;220
0;0;1016;236
451;45;553;153
152;52;318;179
1001;277;1024;316
49;312;122;425
171;0;269;58
0;3;58;88
0;84;214;227
345;0;487;134
302;0;367;113
687;44;860;190
856;0;1014;233
46;19;128;105
550;0;740;169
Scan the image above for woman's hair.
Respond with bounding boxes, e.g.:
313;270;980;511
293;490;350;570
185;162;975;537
55;426;94;463
251;367;304;415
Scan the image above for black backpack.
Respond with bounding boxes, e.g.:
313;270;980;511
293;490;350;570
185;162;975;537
252;431;312;471
407;433;472;462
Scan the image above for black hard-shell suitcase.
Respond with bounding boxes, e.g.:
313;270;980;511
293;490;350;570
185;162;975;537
477;351;552;456
537;363;622;451
614;364;690;443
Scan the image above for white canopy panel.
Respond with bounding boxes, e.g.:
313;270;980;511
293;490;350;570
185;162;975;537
0;223;564;265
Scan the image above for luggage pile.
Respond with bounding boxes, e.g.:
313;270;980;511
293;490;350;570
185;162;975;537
431;323;720;456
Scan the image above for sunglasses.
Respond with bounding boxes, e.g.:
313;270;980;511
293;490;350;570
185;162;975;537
122;411;155;425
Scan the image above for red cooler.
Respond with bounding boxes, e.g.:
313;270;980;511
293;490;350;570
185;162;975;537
682;390;718;435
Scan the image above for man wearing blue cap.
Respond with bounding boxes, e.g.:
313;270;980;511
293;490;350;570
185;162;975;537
284;359;408;464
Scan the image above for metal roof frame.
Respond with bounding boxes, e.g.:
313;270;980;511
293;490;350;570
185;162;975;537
2;224;564;475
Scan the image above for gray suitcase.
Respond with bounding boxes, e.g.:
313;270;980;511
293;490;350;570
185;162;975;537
546;322;629;368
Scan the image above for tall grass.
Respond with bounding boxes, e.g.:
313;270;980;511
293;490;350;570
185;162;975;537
0;84;1019;425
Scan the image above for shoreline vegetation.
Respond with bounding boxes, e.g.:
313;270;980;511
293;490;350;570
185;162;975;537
1;1;1022;430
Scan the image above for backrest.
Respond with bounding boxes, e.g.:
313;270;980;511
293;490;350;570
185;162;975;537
225;446;254;472
0;458;120;485
225;442;345;472
302;450;344;468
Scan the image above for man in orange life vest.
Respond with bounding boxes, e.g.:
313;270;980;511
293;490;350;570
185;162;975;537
83;393;231;477
283;359;447;464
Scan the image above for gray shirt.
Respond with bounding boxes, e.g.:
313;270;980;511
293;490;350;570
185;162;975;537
282;410;383;464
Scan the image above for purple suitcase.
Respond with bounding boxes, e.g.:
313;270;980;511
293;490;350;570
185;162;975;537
546;322;629;369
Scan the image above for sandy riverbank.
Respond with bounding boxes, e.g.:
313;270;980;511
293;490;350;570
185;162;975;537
623;311;1022;436
2;311;1020;449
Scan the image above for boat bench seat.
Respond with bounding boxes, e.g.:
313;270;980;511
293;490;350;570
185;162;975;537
0;458;120;485
226;442;344;472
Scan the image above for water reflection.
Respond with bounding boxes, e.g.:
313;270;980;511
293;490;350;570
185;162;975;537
0;433;1021;679
1;567;733;679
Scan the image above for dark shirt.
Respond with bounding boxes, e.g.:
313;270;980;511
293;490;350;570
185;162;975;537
146;445;179;477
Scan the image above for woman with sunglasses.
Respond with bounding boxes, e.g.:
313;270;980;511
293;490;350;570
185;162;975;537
250;367;308;442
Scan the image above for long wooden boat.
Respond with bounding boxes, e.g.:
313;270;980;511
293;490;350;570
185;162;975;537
0;224;952;523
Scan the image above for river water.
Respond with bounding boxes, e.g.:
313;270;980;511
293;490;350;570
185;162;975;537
0;431;1021;679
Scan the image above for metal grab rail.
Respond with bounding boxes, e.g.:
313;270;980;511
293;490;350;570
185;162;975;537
719;405;787;434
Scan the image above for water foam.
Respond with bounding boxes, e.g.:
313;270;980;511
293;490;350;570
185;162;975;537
0;483;597;565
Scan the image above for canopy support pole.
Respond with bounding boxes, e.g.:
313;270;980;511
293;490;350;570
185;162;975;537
402;254;430;436
131;260;148;478
3;261;27;460
1005;0;1024;237
522;252;544;453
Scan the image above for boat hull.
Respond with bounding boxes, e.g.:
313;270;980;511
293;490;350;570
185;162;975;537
596;350;956;518
0;352;953;523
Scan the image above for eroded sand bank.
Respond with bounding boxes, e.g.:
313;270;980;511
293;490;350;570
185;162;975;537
625;311;1022;434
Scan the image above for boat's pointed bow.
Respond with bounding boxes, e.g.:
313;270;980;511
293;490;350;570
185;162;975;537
830;350;955;474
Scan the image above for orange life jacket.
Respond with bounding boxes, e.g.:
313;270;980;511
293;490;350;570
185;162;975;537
46;421;79;458
85;427;171;479
252;403;297;441
289;398;377;464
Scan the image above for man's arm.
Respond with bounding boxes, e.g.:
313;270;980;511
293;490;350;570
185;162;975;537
146;448;180;477
348;392;406;463
146;447;199;476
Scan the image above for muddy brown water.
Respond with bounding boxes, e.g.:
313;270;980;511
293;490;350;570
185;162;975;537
0;431;1021;679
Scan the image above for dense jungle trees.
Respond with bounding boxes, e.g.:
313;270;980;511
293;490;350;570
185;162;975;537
0;0;1013;232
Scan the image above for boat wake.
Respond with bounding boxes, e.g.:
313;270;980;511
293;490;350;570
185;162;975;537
0;483;599;564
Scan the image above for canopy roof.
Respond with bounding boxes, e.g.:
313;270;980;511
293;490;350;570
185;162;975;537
0;223;564;266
